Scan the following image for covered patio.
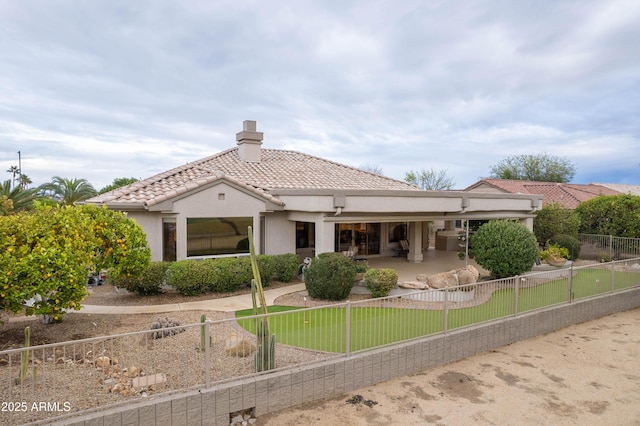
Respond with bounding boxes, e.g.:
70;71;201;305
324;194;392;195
360;247;489;284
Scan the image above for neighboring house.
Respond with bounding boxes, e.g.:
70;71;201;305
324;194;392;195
465;179;621;209
86;121;542;263
594;183;640;196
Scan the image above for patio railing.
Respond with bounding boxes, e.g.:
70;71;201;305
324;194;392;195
2;257;640;424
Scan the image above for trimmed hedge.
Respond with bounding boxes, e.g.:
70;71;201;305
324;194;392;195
272;253;300;282
166;260;210;296
111;261;170;295
364;268;398;298
154;253;301;296
304;252;356;301
470;220;538;279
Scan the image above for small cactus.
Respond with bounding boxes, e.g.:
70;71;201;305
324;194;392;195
248;226;276;372
199;314;210;352
14;326;34;385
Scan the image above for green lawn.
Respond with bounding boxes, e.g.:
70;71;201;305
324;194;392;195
236;269;639;353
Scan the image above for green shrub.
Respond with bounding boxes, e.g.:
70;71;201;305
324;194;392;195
574;194;640;238
205;257;253;293
538;244;569;261
256;255;276;287
354;260;369;273
548;234;581;260
470;220;538;279
533;202;580;245
272;253;300;282
304;252;356;301
364;268;398;298
111;261;169;295
167;260;209;296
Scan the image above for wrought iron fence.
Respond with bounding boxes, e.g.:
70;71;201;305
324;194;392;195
2;257;640;424
578;234;640;261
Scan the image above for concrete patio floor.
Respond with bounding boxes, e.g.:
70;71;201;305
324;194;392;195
364;247;489;283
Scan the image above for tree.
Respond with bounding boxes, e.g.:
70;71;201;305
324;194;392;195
0;204;150;322
470;220;538;278
38;176;97;205
533;202;580;245
19;174;32;189
0;180;38;214
99;177;139;194
574;194;640;238
489;154;576;183
358;164;384;176
6;165;19;189
404;168;455;190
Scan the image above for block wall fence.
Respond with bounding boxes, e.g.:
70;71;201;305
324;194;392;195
44;287;640;426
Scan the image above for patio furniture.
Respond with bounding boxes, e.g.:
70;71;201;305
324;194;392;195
393;239;410;257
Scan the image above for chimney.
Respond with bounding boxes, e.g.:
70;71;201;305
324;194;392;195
236;120;263;162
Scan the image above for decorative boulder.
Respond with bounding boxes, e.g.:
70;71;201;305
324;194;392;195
398;281;429;290
224;333;256;357
465;265;480;282
427;265;479;289
456;265;479;285
426;270;459;289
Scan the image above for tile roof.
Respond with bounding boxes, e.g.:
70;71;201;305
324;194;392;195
465;179;621;209
88;148;419;208
594;183;640;196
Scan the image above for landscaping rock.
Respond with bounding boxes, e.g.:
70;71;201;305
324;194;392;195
150;317;185;339
224;333;256;357
426;270;459;289
399;281;429;290
427;265;479;289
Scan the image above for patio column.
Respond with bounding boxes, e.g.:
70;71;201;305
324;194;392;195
519;217;533;231
314;220;335;255
407;221;423;263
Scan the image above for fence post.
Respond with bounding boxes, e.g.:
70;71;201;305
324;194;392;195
514;276;520;316
204;320;211;388
443;286;449;334
609;234;613;260
345;301;351;355
568;264;573;303
610;260;615;293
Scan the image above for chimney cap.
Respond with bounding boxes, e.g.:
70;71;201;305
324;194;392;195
236;120;263;162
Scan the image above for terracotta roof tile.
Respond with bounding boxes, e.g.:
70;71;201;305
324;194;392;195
88;148;418;207
466;179;621;209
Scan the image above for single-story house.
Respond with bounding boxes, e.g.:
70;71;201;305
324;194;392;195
464;179;621;209
86;121;543;263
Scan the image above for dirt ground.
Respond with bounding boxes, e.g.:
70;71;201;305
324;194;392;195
258;307;640;426
2;282;639;425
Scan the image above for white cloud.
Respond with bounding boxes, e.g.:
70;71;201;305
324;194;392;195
0;0;638;190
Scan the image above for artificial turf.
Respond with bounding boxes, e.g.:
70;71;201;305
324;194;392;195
236;268;639;353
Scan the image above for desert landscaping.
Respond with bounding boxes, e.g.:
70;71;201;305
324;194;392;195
258;307;640;425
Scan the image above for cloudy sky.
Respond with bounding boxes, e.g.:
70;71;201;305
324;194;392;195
1;0;639;191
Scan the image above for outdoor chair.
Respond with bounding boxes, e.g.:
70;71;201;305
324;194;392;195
393;239;410;257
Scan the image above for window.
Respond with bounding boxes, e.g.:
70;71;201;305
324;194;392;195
162;220;176;262
186;217;253;257
296;222;315;249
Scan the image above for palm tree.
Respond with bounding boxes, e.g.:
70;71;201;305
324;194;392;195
19;174;32;189
0;179;38;214
38;176;97;205
6;165;19;189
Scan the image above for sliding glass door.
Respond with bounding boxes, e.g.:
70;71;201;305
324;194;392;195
335;223;380;256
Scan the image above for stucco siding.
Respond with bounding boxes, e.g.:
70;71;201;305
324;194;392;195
263;213;296;255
